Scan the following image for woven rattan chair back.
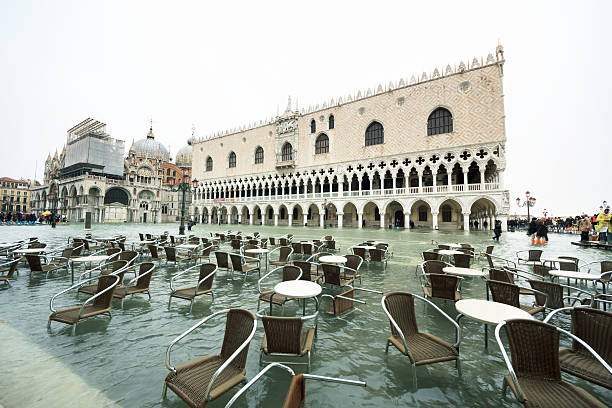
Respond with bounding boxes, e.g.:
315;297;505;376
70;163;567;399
282;374;306;408
280;238;289;246
262;315;303;354
93;275;119;309
383;292;419;342
119;250;138;265
423;251;441;261
423;260;448;275
230;254;244;272
60;247;73;258
324;235;333;241
135;263;155;289
528;279;563;309
278;246;291;262
453;254;471;268
164;246;178;262
201;245;212;257
139;233;145;241
488;280;520;308
327;240;337;250
353;247;367;261
291;243;302;254
215;251;229;269
370;248;385;262
148;245;161;259
558;257;578;272
220;309;256;370
334;288;356;315
293;261;313;281
503;319;561;380
429;274;460;300
25;255;43;272
231;239;241;250
106;248;121;257
345;255;362;271
29;242;46;249
197;263;216;291
438;244;450;250
489;268;515;284
570;308;612;362
71;243;84;256
533;264;552;277
528;250;543;262
484;245;494;255
145;234;153;240
322;264;341;286
282;265;302;281
248;239;258;246
269;237;276;246
302;243;313;255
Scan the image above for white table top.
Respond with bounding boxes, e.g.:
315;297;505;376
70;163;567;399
95;237;118;241
72;255;110;263
174;235;188;238
0;243;17;249
354;245;376;250
274;280;322;298
444;243;462;248
549;270;601;280
246;248;269;254
541;257;575;263
319;255;347;264
456;299;534;325
140;240;157;244
176;244;199;249
438;250;463;256
14;248;46;254
443;267;486;277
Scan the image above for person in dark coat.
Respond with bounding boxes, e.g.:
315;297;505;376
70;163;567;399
535;219;549;242
527;217;537;237
493;220;502;241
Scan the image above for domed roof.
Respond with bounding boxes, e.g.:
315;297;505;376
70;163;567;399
132;127;170;161
176;141;192;168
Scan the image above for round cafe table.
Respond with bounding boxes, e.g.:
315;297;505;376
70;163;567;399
13;248;46;255
272;280;322;315
443;267;486;278
319;255;347;264
455;299;533;348
245;248;269;271
354;245;376;250
438;250;463;256
549;270;602;296
444;243;462;249
70;255;110;284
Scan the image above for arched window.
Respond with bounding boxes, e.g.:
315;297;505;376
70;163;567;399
166;168;170;175
206;156;213;171
427;107;453;136
254;146;264;164
441;205;452;222
310;119;316;134
228;152;236;168
365;121;384;146
328;115;335;129
315;134;329;154
281;143;293;161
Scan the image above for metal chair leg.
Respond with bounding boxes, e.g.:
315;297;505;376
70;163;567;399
162;383;168;399
71;323;77;336
385;340;390;353
189;299;194;313
168;296;172;310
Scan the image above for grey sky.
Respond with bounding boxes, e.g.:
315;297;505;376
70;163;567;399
0;0;609;216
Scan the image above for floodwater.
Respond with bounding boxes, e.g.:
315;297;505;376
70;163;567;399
0;223;610;408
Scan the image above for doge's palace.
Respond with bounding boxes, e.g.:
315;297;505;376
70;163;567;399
191;45;510;231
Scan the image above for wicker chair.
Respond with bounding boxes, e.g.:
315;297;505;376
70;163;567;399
148;244;166;261
224;362;366;408
258;313;317;369
196;244;214;263
421;273;462;302
452;253;472;268
269;246;293;267
423;251;442;261
321;263;354;289
230;239;241;250
487;280;546;317
528;280;593;311
257;265;302;311
113;262;156;307
544;307;612;390
345;254;363;284
77;260;130;296
164;246;193;266
326;240;339;252
268;237;277;247
214;251;230;271
516;249;543;265
320;288;366;316
370;248;388;269
293;261;322;283
229;253;260;281
382;292;461;388
352;246;370;263
302;243;314;257
25;254;65;276
169;263;217;312
495;319;609;407
69;243;85;258
291;242;303;256
0;259;19;287
48;274;119;335
279;238;289;246
47;247;73;269
163;308;257;407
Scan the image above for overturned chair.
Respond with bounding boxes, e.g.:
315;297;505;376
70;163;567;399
163;308;257;407
168;263;217;312
0;259;19;287
224;362;366;408
48;274;120;335
321;286;382;316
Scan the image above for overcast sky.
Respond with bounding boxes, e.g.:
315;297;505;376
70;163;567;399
0;0;609;216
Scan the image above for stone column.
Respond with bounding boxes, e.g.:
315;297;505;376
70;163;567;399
418;171;423;193
432;171;437;191
447;172;451;188
498;214;508;231
339;182;344;196
238;214;242;224
274;213;278;226
249;213;254;225
380;213;385;229
499;171;505;188
463;212;470;231
405;212;411;229
480;170;486;191
288;213;293;226
337;212;343;228
357;212;363;229
463;167;469;191
432;211;439;230
319;213;325;228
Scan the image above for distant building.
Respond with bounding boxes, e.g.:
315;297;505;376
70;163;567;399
0;177;32;214
30;118;193;223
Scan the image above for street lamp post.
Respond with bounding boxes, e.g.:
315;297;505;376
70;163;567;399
169;174;198;235
516;191;537;228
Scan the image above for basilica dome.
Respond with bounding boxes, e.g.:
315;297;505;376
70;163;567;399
175;140;193;168
133;127;170;161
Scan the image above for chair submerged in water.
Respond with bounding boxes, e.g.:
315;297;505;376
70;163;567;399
163;308;257;407
224;362;366;408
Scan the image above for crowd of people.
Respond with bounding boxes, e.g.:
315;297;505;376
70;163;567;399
0;211;67;225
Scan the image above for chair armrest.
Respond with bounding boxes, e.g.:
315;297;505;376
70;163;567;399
495;322;525;402
49;276;100;312
414;294;461;347
78;275;120;318
381;295;410;354
257;266;285;293
194;267;217;296
165;309;230;373
224;363;295;408
170;263;201;291
126;263;156;286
